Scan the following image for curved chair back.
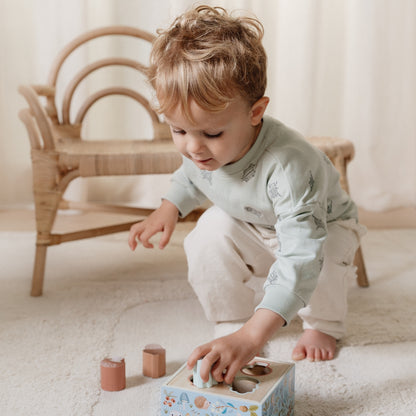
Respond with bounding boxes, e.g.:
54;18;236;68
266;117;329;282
21;26;169;150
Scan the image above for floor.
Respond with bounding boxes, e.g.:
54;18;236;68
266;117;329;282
1;208;415;415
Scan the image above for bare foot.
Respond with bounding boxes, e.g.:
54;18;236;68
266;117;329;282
292;329;336;362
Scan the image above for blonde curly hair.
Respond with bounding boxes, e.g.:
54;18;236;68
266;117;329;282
148;5;267;121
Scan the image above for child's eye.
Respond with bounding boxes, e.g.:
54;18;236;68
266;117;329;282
204;132;223;138
172;129;186;135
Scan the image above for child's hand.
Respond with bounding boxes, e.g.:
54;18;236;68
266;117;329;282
187;328;261;385
187;309;286;384
128;199;179;250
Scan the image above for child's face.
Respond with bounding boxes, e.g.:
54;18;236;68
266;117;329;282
164;98;262;171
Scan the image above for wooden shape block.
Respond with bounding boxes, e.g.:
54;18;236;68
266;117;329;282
143;344;166;378
192;359;218;388
100;357;126;391
161;357;295;415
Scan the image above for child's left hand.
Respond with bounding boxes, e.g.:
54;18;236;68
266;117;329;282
187;328;261;385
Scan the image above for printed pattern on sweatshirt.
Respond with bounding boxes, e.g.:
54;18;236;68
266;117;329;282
163;116;358;323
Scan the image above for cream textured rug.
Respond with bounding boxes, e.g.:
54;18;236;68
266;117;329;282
0;226;415;415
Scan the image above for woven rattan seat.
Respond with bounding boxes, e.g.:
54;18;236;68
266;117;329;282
54;138;181;176
18;26;368;296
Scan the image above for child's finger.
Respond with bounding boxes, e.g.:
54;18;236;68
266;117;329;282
159;224;174;249
211;358;228;382
199;351;220;382
138;229;155;249
187;344;211;370
129;239;137;251
223;359;242;384
138;224;164;249
128;231;142;250
128;224;144;250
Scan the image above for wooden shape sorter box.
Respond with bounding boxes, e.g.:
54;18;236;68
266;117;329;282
161;358;295;416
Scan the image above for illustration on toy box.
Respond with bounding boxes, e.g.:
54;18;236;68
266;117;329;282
161;358;295;416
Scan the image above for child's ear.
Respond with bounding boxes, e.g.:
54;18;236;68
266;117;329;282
250;97;269;126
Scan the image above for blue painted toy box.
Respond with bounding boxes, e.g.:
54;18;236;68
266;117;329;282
161;357;295;416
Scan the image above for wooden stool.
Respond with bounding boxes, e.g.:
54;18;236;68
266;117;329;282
307;136;369;287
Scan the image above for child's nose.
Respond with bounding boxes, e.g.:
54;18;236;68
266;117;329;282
187;136;204;154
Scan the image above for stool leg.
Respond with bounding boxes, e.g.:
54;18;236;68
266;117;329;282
354;247;369;287
335;154;370;288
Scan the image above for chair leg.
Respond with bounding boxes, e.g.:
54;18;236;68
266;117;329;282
354;247;369;287
30;150;64;296
31;244;48;296
30;191;60;296
30;188;62;296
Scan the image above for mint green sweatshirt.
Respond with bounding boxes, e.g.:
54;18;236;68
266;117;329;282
164;116;358;323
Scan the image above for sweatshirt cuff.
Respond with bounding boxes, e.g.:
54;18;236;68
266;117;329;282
163;187;199;218
255;284;305;325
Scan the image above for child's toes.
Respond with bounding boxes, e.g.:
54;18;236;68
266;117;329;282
306;346;319;361
312;347;334;361
292;345;306;361
316;348;327;361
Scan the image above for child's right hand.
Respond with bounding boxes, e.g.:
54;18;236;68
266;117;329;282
187;309;286;384
128;199;179;250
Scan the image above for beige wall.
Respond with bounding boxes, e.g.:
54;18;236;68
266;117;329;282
1;0;415;213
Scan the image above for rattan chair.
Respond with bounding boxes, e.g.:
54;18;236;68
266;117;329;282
18;26;368;297
18;26;188;296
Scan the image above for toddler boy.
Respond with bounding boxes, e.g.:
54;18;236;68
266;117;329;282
128;5;365;385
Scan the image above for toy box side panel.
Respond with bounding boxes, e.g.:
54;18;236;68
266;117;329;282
261;365;295;416
161;385;261;416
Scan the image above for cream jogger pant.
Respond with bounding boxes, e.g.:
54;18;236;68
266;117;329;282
184;206;365;339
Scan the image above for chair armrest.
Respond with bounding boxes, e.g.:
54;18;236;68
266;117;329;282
18;84;56;149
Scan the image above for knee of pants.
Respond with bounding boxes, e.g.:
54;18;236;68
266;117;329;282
184;206;238;258
325;223;360;266
184;206;244;288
